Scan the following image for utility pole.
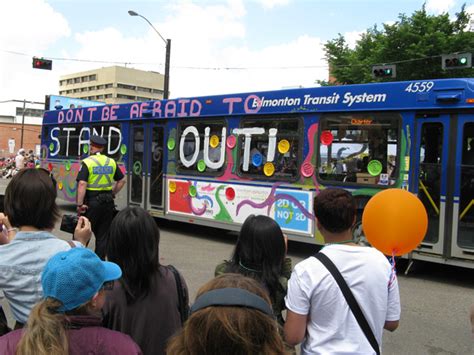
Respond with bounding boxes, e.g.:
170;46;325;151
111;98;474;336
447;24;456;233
20;99;26;149
164;39;171;99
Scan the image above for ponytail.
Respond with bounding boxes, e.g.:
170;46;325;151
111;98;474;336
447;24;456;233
16;298;68;355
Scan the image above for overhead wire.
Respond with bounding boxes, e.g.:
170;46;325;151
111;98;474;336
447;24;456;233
0;48;471;71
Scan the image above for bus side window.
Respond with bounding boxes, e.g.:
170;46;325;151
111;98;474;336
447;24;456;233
318;113;401;185
177;120;227;175
90;123;123;161
56;125;80;158
462;127;474;166
238;117;302;181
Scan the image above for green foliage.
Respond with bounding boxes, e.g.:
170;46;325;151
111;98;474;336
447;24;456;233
324;4;474;84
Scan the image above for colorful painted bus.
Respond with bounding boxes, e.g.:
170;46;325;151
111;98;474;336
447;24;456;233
42;78;474;268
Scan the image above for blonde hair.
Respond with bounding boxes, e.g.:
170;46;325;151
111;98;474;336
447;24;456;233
15;298;94;355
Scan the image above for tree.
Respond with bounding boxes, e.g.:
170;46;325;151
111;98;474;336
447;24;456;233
324;4;474;84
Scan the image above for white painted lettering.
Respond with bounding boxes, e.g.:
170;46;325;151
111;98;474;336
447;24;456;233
78;127;90;154
232;127;265;171
63;127;76;156
50;127;60;156
267;128;277;162
179;126;200;168
203;127;227;169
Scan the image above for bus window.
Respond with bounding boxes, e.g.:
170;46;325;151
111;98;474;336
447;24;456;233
238;117;301;180
57;125;81;158
459;122;474;248
462;123;474;166
42;126;49;157
49;124;122;160
149;125;164;207
418;122;443;244
177;120;227;175
90;124;123;161
318;113;400;185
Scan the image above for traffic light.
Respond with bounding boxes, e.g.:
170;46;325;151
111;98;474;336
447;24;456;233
372;65;396;78
32;57;52;70
442;53;472;70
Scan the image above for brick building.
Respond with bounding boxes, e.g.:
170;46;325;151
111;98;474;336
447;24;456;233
0;123;41;157
0;100;44;157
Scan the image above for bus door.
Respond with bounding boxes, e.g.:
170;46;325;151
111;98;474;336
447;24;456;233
128;123;147;209
146;123;165;213
450;116;474;260
413;115;450;256
128;122;165;211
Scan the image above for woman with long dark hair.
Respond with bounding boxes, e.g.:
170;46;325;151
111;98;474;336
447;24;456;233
215;214;292;324
103;206;188;355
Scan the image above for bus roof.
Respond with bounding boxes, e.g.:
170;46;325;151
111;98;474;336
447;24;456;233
43;78;474;125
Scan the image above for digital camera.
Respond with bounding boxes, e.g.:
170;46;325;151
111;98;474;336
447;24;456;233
60;214;79;234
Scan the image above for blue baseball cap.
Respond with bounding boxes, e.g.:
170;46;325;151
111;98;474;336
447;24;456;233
41;248;122;312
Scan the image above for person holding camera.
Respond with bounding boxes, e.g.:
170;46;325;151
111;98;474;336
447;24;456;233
0;168;92;329
76;135;125;259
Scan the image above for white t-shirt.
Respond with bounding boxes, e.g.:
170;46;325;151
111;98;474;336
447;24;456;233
15;154;24;169
285;245;400;355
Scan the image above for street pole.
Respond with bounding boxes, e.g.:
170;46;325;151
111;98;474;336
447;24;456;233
164;39;171;99
20;99;26;149
128;10;171;100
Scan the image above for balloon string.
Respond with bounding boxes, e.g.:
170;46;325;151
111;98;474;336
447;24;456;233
388;250;397;288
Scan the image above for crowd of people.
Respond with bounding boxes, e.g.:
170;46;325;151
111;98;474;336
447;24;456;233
2;135;471;353
0;159;405;354
10;135;474;353
0;149;39;179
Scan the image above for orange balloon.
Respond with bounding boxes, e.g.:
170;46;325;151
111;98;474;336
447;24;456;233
362;189;428;256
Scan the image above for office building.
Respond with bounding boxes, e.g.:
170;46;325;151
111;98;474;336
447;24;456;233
59;66;165;104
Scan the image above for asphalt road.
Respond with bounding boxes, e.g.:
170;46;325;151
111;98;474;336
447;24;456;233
0;176;473;354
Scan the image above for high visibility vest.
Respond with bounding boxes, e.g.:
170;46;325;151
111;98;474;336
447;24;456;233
82;154;116;191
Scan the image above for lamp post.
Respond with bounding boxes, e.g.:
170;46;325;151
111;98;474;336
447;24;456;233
128;10;171;100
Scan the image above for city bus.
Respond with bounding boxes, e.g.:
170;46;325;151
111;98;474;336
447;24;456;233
41;78;474;268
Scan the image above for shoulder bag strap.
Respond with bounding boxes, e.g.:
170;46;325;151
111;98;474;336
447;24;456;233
315;252;380;355
168;265;188;324
67;240;76;248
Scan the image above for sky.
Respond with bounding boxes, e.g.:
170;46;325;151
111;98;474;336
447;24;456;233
0;0;473;103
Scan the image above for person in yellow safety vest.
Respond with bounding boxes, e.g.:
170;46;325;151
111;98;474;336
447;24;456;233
76;135;126;259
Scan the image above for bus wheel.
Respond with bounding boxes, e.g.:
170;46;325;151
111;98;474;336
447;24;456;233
352;221;370;246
